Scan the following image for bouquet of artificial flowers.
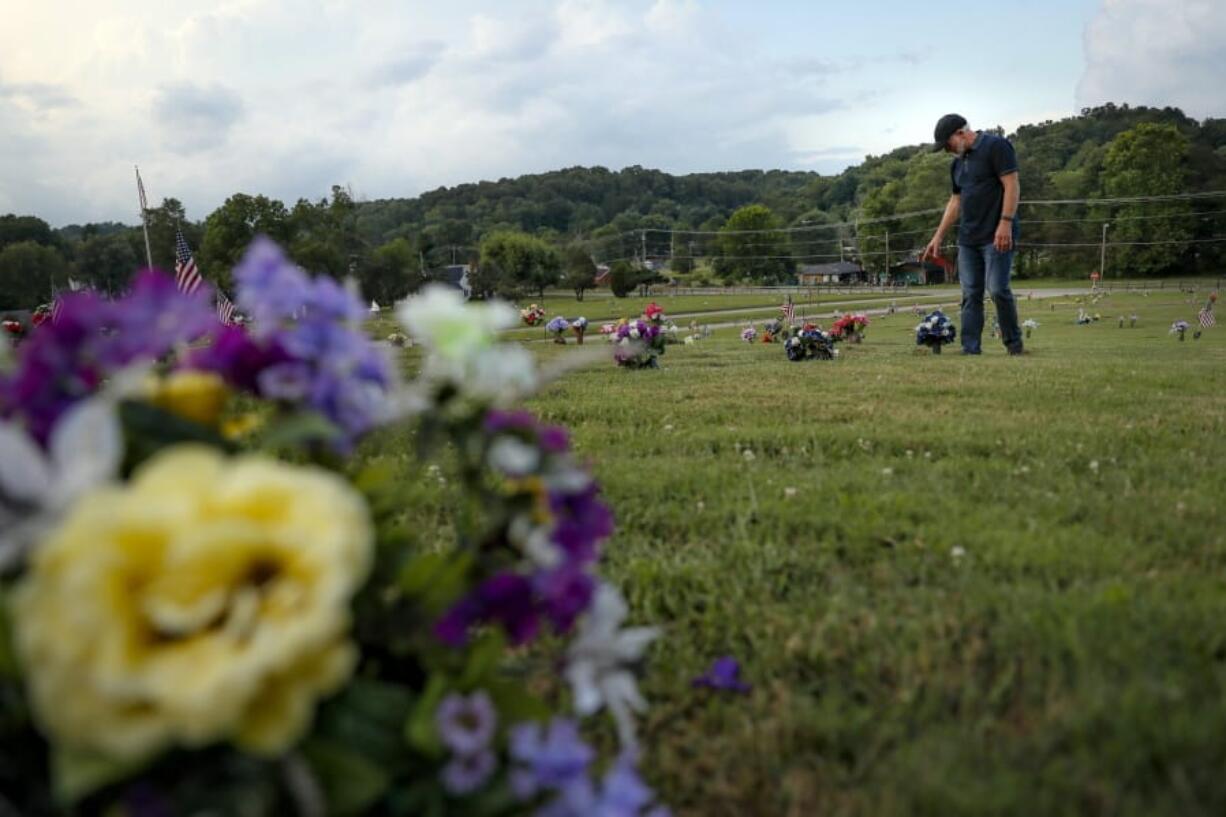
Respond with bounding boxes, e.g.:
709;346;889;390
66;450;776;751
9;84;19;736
520;304;546;327
740;326;757;343
784;324;838;362
915;310;957;354
643;303;665;324
571;316;588;344
830;313;870;343
0;239;667;817
1022;318;1039;339
1171;319;1190;340
612;319;665;369
546;316;570;344
761;318;783;342
2;319;24;345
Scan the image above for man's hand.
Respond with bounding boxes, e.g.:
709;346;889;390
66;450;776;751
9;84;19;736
920;236;942;262
993;221;1013;252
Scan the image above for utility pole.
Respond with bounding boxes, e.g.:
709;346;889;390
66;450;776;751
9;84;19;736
884;230;890;284
838;227;844;262
641;230;648;268
1100;222;1110;283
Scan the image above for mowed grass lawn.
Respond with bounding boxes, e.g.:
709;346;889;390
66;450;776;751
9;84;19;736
375;290;1226;816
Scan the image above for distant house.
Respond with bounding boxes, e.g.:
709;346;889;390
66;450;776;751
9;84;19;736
594;264;611;285
797;261;867;285
439;264;472;299
888;256;949;285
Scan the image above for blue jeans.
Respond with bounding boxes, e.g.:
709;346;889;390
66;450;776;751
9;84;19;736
958;243;1022;353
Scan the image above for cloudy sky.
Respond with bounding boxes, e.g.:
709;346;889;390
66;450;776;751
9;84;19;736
2;0;1224;226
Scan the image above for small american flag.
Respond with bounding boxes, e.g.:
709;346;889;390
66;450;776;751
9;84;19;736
1199;306;1216;328
216;291;238;325
174;229;203;295
50;297;63;324
780;300;796;325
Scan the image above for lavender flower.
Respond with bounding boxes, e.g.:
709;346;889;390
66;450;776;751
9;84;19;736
691;656;751;694
436;691;498;756
440;749;497;795
508;718;594;799
219;238;394;447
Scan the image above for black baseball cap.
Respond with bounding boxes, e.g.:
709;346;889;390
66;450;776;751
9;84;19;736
932;113;967;152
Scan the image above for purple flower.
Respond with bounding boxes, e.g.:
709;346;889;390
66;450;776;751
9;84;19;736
549;482;614;565
440;749;497;796
483;409;538;435
538;424;570;454
183;325;291;393
0;271;218;446
535;565;595;634
223;237;393;448
692;656;751;694
436;572;539;647
508;718;594;800
531;751;670;817
436;691;498;756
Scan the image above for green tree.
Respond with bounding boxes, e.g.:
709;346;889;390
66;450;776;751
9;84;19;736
200;194;291;290
714;204;792;284
76;232;139;294
608;260;637;298
479;231;560;298
561;244;596;301
140;198;200;273
0;241;68;309
0;215;57;252
467;260;503;301
368;238;427;303
1101;123;1193;276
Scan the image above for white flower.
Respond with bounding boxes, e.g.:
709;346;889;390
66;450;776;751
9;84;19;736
565;583;659;750
395;285;516;363
629;328;640;340
487;436;541;476
784;487;797;498
0;396;123;570
742;449;756;462
951;546;967;560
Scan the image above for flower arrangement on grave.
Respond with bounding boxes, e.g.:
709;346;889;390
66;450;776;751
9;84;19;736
612;319;665;369
2;319;24;344
386;331;410;347
643;303;665;324
31;304;52;327
571;316;588;344
546;316;571;344
0;238;667;817
784;324;838;362
599;322;617;336
830;313;870;343
740;326;757;343
1022;318;1039;339
915;310;957;354
1171;319;1190;341
520;304;546;326
760;318;783;343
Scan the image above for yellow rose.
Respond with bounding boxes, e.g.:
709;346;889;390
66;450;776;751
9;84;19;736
13;445;373;761
148;371;229;426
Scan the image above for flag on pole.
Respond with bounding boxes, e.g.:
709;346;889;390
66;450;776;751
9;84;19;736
174;229;204;295
216;291;238;325
780;299;795;325
49;297;63;325
1199;306;1216;328
137;167;149;212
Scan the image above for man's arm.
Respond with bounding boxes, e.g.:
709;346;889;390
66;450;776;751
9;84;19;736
921;193;960;261
994;171;1019;252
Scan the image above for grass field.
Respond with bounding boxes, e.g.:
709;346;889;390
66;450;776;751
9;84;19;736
371;288;1226;816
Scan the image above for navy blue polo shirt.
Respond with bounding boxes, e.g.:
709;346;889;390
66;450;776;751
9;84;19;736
950;132;1019;247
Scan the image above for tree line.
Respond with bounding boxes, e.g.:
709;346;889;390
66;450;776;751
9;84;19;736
3;104;1225;310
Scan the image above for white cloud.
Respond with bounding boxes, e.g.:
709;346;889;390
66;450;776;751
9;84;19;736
1077;0;1226;119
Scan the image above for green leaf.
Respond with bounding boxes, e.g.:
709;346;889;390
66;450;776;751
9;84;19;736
0;590;18;678
118;400;232;471
312;679;415;768
259;412;344;450
485;679;551;725
398;551;474;614
301;737;390;817
460;630;507;689
404;674;448;757
52;746;147;805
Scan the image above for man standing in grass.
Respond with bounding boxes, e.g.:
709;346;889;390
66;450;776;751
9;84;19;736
922;114;1024;355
